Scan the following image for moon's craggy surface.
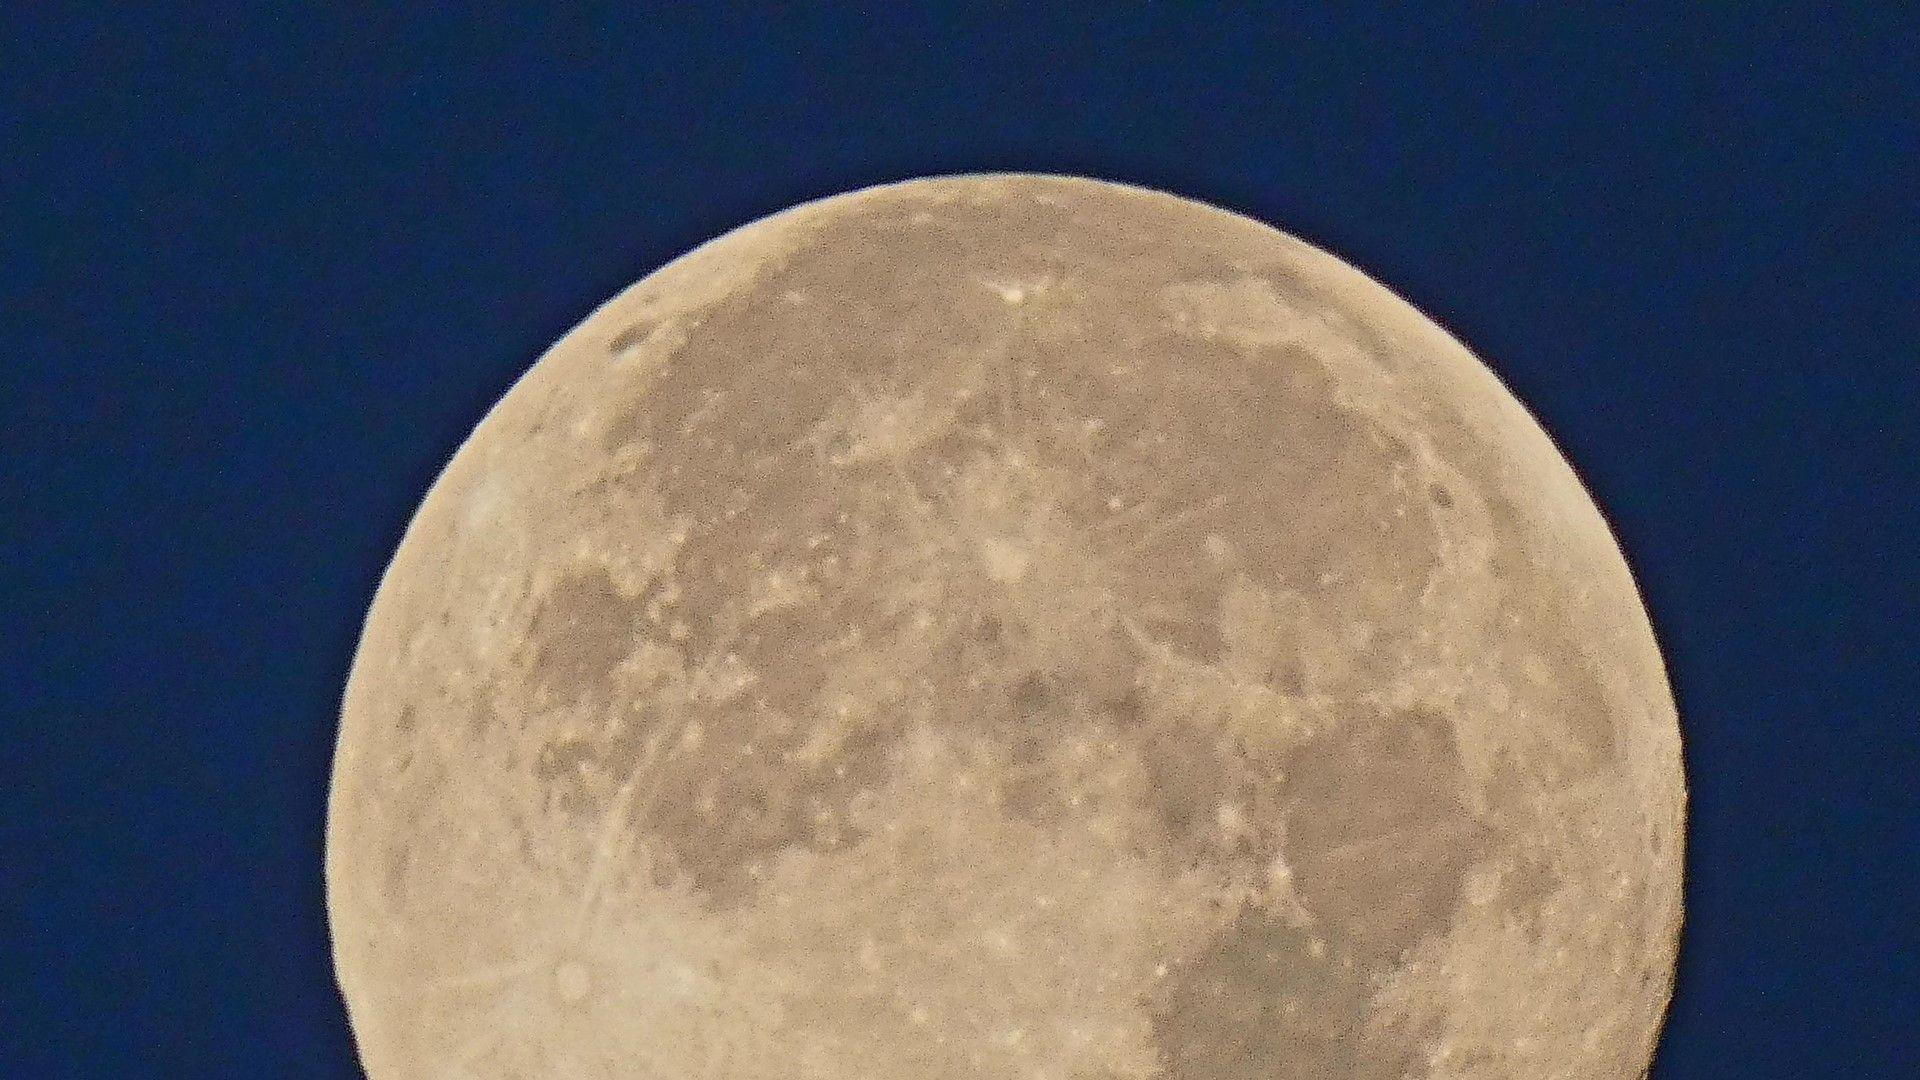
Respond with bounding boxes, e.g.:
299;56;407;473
328;175;1683;1079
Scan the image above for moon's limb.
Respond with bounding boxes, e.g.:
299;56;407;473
328;175;1683;1080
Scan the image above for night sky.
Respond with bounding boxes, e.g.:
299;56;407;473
5;7;1914;1077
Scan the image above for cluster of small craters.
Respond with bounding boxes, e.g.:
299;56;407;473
329;175;1683;1080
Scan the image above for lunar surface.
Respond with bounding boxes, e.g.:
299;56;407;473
327;175;1684;1079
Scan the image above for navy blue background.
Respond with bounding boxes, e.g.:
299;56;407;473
5;7;1914;1077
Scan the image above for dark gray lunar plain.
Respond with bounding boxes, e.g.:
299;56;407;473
327;174;1684;1079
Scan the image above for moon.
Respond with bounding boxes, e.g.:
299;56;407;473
327;175;1684;1079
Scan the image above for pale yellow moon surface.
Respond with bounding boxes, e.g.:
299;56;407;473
327;174;1684;1080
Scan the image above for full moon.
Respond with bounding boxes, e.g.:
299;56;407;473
327;175;1683;1079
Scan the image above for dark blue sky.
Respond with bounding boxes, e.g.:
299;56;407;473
4;7;1914;1077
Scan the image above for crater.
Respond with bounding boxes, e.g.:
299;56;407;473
553;959;591;1004
606;321;655;356
527;567;639;699
1538;638;1620;764
1105;685;1147;726
1009;672;1056;715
